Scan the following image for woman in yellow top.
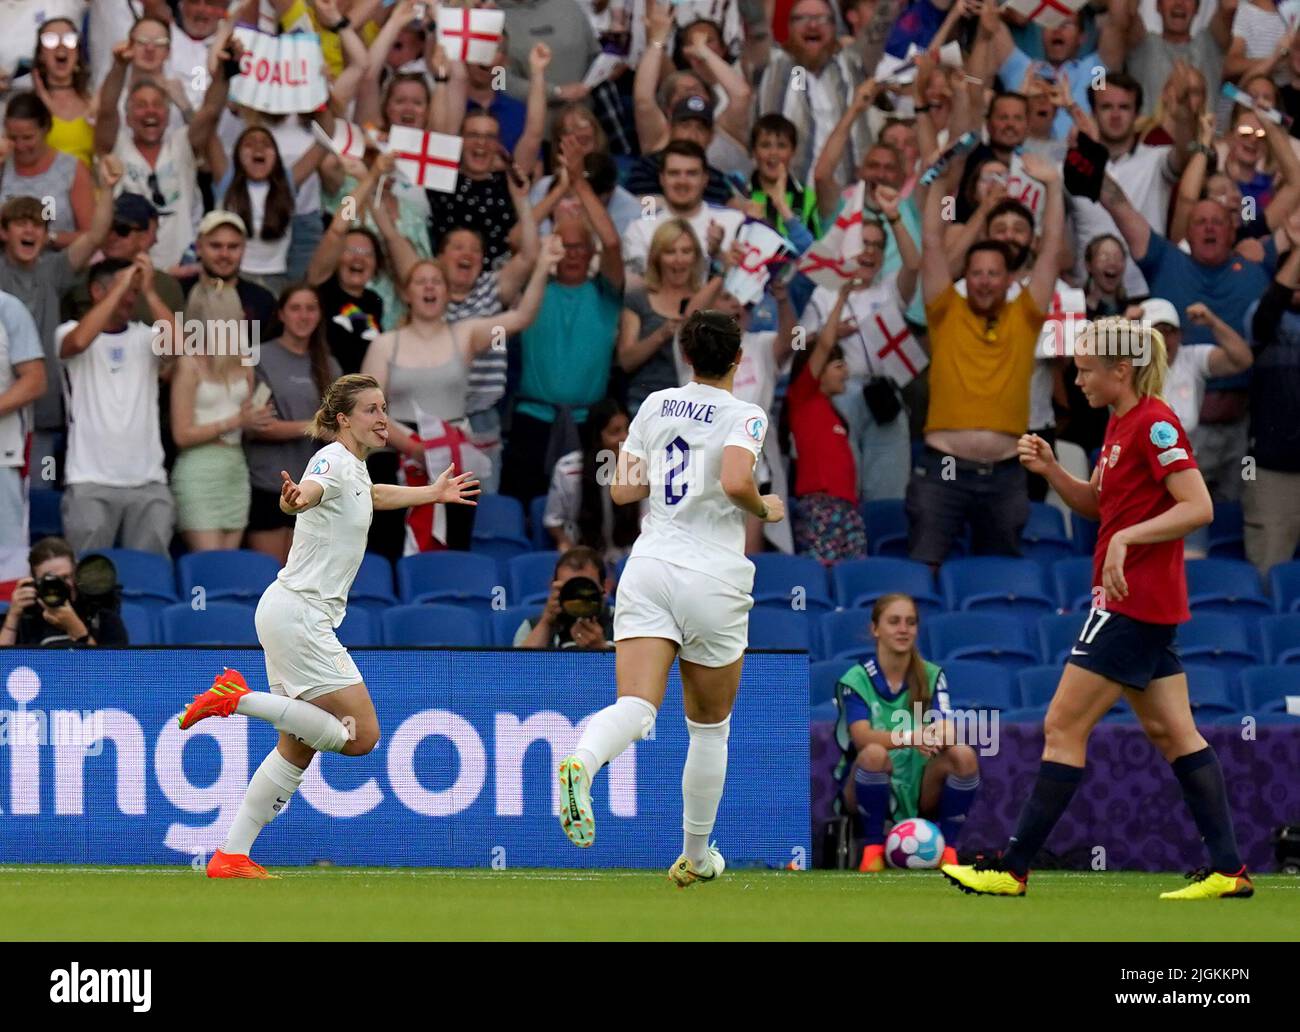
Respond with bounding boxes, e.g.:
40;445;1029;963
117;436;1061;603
31;18;95;167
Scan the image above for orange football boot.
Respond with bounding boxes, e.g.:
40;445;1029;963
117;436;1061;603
859;843;887;872
179;668;251;730
207;849;277;880
942;846;958;866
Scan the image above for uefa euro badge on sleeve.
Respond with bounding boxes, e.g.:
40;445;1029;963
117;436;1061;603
1149;421;1179;449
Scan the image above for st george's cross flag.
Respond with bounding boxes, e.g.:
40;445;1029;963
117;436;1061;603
864;307;928;388
1002;0;1088;30
389;126;462;193
311;118;374;159
796;181;866;290
724;220;795;305
436;6;504;64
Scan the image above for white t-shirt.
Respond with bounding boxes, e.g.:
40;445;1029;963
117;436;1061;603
1165;343;1214;434
56;320;165;487
620;204;744;276
240;181;292;275
277;441;374;627
268;116;322;215
1070;144;1175;297
114;129;202;269
623;381;766;593
801;274;910;383
0;291;42;468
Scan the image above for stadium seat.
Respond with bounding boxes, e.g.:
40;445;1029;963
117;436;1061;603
96;549;179;610
1184;665;1238;718
29;489;63;542
528;496;552;550
1176;613;1256;679
1269;561;1300;613
119;601;155;645
508;551;562;607
470;494;531;562
1207;501;1245;559
1015;665;1061;715
747;608;812;651
489;605;539;646
381;604;485;646
160;601;258;645
926;613;1039;670
1070;512;1098;556
1038;611;1086;664
1185;559;1271;618
396;552;502;609
1240;666;1300;717
810;699;839;722
830;557;942;614
938;558;1055;618
940;659;1016;712
348;553;397;614
177;550;281;603
819;609;879;663
336;608;375;647
750;554;833;613
1020;502;1074;565
1261;614;1300;665
1051;556;1096;612
862;499;909;557
810;659;848;707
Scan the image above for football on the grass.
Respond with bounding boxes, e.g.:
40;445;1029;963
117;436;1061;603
885;819;945;869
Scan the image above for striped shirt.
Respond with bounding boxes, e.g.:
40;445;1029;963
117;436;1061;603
446;269;505;416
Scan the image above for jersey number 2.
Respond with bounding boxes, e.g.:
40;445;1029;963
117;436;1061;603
665;436;690;505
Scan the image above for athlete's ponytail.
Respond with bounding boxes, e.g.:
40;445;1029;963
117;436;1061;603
870;593;930;711
1079;317;1169;401
307;374;382;441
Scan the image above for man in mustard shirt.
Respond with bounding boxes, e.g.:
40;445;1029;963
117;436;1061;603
910;150;1065;566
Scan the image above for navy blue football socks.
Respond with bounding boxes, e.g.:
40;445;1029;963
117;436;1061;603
853;767;892;845
1003;761;1085;877
1172;746;1244;874
938;772;981;847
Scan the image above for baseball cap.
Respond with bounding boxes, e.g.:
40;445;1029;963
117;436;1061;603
671;95;714;129
197;210;248;238
1139;298;1179;329
112;192;159;230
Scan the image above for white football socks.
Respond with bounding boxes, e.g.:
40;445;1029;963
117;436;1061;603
682;716;731;866
236;693;352;753
573;696;658;776
222;748;307;857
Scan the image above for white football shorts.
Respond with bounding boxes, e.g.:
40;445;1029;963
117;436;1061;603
613;556;753;667
255;580;361;700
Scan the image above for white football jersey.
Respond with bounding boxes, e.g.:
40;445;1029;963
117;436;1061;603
623;381;768;593
276;441;374;627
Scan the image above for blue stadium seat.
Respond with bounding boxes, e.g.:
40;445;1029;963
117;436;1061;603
508;551;561;607
940;659;1016;712
1185;559;1271;618
381;604;485;646
1184;665;1238;718
1207;501;1245;559
1269;561;1300;613
160;602;257;645
470;494;531;562
1038;611;1086;664
819;609;878;663
862;499;909;557
938;558;1055;618
96;548;178;609
177;550;280;603
1051;557;1096;611
528;496;552;550
1016;665;1061;713
29;489;63;542
119;601;155;645
747;608;812;651
810;699;839;722
1239;666;1300;717
489;605;539;645
1021;503;1074;564
1071;512;1098;556
1177;613;1256;679
1261;614;1300;665
336;608;375;647
926;613;1039;670
396;552;501;609
348;553;397;614
810;659;848;706
751;554;833;613
830;558;942;614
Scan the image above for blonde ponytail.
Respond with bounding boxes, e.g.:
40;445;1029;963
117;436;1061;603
307;374;381;441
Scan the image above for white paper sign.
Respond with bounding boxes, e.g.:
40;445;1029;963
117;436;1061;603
230;28;329;114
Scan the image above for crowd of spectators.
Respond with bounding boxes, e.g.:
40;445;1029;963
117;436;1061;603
0;0;1297;607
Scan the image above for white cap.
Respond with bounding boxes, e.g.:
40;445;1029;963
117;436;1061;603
197;210;248;238
1140;298;1180;329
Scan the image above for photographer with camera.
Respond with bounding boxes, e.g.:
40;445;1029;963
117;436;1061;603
514;546;613;649
0;537;128;647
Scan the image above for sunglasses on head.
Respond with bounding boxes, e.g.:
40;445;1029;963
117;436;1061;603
40;31;79;50
1237;124;1267;139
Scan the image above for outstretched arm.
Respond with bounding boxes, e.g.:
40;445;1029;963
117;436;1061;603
921;156;959;305
1019;151;1064;312
373;465;481;510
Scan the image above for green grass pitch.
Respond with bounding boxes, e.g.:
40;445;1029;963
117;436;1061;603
2;866;1297;940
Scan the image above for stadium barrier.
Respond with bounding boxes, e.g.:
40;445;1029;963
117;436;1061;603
0;649;811;869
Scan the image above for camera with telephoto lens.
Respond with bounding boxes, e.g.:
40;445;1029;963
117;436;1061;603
35;573;70;609
554;576;607;644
